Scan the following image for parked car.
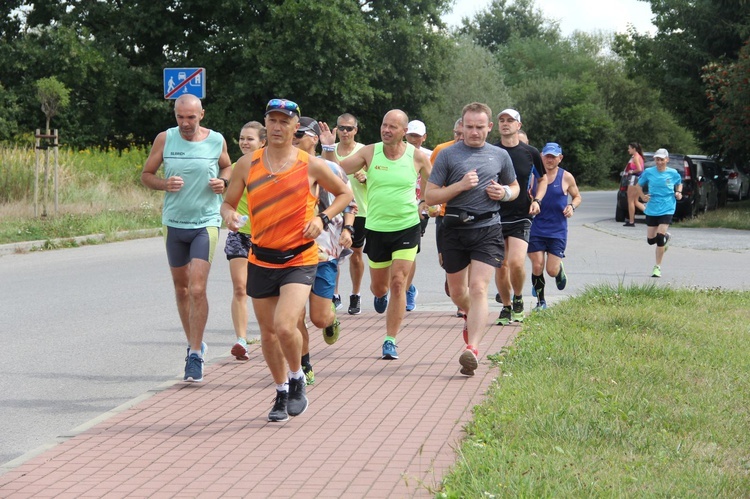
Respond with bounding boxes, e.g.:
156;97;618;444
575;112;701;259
722;164;750;201
689;155;723;212
615;152;698;222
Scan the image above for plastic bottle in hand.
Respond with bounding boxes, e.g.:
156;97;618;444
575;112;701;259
231;215;248;233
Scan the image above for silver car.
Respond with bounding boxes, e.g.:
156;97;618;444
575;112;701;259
723;165;750;201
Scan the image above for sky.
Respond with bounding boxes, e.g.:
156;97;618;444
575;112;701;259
442;0;656;37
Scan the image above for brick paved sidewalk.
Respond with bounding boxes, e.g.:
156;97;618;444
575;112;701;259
0;310;519;498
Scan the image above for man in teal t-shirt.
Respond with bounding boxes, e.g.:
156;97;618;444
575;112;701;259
320;110;433;361
141;94;231;383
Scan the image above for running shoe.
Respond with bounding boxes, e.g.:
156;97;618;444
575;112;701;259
268;390;289;422
287;377;308;417
348;294;361;315
231;338;249;361
495;306;512;326
623;222;636;227
382;340;398;360
512;296;525;323
405;285;418;312
184;353;204;382
459;347;479;376
555;261;567;290
374;294;388;314
303;365;315;386
533;301;547;312
664;232;671;252
651;265;661;278
332;294;342;311
323;318;341;345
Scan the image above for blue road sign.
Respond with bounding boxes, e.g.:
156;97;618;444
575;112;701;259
163;68;205;99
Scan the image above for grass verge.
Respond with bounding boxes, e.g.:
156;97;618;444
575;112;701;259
677;199;750;230
438;284;750;497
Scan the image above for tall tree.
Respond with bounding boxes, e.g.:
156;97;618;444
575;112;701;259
614;0;750;153
457;0;558;52
5;0;453;152
422;36;511;145
702;41;750;164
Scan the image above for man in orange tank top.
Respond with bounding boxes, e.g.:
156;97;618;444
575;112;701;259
221;99;352;422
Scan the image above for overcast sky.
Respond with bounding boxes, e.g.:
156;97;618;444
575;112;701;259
442;0;656;36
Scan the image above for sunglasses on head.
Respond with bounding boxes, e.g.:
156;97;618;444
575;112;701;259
266;98;301;117
294;130;315;139
337;125;355;132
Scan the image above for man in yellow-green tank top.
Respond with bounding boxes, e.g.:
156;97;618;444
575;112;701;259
320;110;432;361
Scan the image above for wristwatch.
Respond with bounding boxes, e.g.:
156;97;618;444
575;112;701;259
220;177;229;190
317;213;331;231
342;224;355;236
532;198;541;205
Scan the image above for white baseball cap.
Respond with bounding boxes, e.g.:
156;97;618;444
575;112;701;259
653;148;669;159
497;108;521;122
406;120;427;136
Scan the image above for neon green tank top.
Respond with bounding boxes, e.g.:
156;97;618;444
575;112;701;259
336;142;367;217
365;142;419;232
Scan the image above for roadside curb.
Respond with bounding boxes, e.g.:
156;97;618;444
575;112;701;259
0;228;162;257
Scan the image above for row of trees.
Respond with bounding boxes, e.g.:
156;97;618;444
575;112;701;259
1;0;748;184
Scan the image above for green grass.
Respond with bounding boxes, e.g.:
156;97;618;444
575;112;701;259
438;284;750;497
677;199;750;230
0;145;163;246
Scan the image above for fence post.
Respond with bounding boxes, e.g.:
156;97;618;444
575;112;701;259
34;129;40;218
53;129;59;215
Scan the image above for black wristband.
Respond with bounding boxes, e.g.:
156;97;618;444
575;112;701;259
533;198;541;204
317;213;331;230
220;177;229;189
342;224;355;235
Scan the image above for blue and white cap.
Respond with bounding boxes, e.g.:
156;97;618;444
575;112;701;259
541;142;563;156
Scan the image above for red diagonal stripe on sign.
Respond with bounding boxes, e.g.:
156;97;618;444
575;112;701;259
165;69;203;99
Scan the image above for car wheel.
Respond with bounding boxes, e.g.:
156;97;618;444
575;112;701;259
615;204;626;222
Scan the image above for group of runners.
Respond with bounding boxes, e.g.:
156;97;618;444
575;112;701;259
142;94;585;422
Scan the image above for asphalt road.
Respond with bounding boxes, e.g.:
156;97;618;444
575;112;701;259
1;191;748;467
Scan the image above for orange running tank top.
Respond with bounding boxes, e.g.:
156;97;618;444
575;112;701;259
246;148;318;268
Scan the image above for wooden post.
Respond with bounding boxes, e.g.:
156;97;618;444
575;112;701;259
34;129;40;218
53;129;59;215
42;128;49;218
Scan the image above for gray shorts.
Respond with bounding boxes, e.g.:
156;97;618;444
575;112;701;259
164;226;219;267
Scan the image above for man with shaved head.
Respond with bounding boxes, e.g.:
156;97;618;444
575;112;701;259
141;94;232;383
320;110;432;360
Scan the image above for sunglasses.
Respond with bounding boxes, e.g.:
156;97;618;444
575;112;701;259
337;125;355;132
265;98;301;117
294;130;315;139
